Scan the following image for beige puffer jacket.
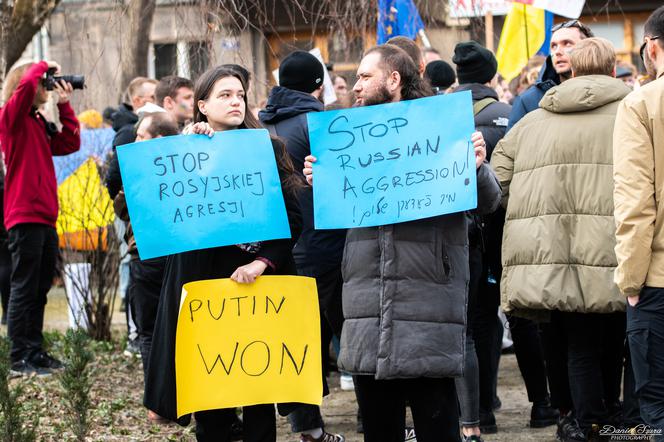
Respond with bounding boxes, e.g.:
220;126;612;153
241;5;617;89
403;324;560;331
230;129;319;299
491;75;631;315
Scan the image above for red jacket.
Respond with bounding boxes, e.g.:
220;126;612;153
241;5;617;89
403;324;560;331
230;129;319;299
0;61;80;230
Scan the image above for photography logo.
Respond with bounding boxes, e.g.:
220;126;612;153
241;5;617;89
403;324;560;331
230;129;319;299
598;424;663;441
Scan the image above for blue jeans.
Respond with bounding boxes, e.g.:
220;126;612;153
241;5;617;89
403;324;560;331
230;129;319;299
627;287;664;441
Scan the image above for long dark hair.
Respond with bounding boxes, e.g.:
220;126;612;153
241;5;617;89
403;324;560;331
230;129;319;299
193;65;301;195
365;45;433;100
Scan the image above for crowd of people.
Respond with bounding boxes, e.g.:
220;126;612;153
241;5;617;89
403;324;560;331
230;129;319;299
0;5;663;442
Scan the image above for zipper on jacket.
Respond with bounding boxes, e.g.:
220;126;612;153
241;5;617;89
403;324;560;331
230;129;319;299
442;243;451;279
378;225;385;330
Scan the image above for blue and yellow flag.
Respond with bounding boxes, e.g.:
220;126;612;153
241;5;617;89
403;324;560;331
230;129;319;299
377;0;424;44
496;3;554;81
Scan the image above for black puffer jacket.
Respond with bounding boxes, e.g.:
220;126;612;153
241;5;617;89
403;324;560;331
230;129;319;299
454;83;511;160
259;86;346;276
105;103;138;198
111;103;138;148
453;83;511;250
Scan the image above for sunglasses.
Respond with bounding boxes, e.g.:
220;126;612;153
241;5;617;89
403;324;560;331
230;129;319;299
551;20;593;38
640;36;661;61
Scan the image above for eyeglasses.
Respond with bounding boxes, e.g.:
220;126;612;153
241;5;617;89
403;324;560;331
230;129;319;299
640;36;661;61
551;20;594;38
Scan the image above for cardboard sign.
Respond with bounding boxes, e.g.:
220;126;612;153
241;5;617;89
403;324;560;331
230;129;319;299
307;92;477;229
175;276;322;417
116;129;291;259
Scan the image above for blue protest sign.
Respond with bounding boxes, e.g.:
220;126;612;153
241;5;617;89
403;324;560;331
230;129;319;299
116;129;291;259
307;92;477;229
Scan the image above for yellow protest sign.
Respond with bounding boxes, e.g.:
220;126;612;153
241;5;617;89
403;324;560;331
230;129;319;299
175;275;322;417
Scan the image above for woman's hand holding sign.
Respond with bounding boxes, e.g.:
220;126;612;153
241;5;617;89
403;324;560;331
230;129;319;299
231;260;268;283
184;122;215;137
471;131;486;170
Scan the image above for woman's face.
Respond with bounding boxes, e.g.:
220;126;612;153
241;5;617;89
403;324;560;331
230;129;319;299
198;76;245;131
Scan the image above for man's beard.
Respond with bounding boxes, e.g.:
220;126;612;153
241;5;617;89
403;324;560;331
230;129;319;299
361;84;392;106
645;50;658;79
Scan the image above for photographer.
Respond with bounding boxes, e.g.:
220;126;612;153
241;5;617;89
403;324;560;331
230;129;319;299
0;60;80;376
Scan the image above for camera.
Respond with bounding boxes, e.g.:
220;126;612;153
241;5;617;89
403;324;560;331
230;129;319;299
44;68;85;90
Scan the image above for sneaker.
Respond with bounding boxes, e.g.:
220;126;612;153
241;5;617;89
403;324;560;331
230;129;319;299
462;435;484;442
557;415;586;442
123;339;141;358
404;426;416;441
530;399;559;428
9;359;52;377
29;351;63;370
479;411;497;434
300;432;345;442
340;373;354;391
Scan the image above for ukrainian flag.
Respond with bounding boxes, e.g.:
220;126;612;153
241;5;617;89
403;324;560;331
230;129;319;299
496;2;554;81
54;128;116;251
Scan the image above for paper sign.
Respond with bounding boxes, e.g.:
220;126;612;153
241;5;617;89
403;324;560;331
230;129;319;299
307;92;478;229
116;129;291;259
175;276;322;417
448;0;512;18
519;0;585;19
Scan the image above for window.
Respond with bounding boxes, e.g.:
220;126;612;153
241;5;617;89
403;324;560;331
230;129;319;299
151;41;209;80
327;32;365;64
591;21;625;50
154;43;177;79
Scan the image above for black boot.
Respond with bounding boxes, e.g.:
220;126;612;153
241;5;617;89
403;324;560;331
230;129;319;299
530;398;559;428
479;410;497;434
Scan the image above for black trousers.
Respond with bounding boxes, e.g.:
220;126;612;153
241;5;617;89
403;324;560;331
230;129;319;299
354;376;460;442
7;224;58;363
0;238;11;316
507;315;550;403
286;266;345;433
195;405;276;442
128;256;166;377
544;311;626;430
627;287;664;441
472;268;550;412
471;271;502;414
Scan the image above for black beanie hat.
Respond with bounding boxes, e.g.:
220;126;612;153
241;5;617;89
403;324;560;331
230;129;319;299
279;51;325;93
424;60;456;90
452;41;498;85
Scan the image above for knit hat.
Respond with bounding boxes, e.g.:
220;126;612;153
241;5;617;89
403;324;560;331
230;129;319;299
452;41;498;85
424;61;456;90
279;51;324;93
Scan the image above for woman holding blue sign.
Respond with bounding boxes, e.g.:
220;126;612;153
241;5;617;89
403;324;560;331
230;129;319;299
144;65;302;442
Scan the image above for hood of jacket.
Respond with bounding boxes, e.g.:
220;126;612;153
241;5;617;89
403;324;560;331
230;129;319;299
258;86;324;125
540;75;631;114
535;55;560;90
454;83;499;102
111;103;138;131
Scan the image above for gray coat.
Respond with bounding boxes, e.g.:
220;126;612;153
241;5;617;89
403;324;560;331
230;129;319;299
338;163;501;379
